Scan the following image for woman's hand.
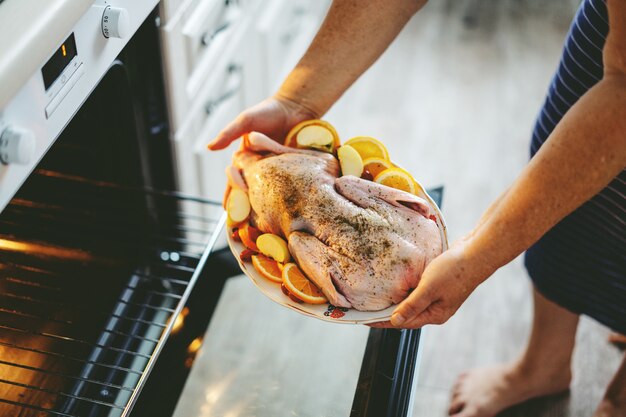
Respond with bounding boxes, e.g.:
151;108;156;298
207;95;318;150
369;238;491;329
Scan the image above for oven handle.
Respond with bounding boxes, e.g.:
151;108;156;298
204;64;243;116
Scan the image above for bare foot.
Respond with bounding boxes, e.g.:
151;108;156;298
609;332;626;348
448;362;571;417
594;352;626;417
594;398;626;417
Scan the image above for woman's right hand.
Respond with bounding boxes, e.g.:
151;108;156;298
207;95;319;150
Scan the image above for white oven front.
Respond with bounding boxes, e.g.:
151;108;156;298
0;0;159;213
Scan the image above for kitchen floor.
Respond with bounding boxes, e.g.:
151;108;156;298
326;0;624;416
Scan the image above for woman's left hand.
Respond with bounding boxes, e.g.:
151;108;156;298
369;239;489;329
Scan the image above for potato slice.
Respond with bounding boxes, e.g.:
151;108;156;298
226;188;251;223
257;233;291;263
337;145;364;177
296;125;335;153
226;216;241;228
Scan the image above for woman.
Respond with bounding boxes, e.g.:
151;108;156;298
208;1;626;416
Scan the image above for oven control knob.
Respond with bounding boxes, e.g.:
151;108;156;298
0;126;36;165
102;6;129;39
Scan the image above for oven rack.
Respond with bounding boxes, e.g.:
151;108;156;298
0;169;226;417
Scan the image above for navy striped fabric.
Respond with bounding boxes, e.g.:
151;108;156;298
525;0;626;333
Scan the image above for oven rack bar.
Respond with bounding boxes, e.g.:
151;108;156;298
0;274;181;329
0;209;215;245
0;324;156;359
0;304;169;330
0;398;84;417
0;359;136;392
0;378;126;410
10;197;221;226
0;258;202;298
0;305;164;343
0;336;147;375
2;260;202;286
1;290;177;316
0;216;214;249
33;169;219;205
0;184;227;417
5;198;220;236
5;275;184;302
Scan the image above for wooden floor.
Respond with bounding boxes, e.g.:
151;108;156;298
327;0;625;416
173;1;625;417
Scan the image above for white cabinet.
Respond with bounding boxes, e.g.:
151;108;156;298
255;0;330;94
161;0;250;130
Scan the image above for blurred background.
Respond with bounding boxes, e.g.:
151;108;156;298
165;1;624;416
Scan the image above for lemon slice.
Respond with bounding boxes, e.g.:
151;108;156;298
282;263;328;304
374;167;417;194
363;157;393;178
285;120;340;151
343;136;390;161
337;145;364;177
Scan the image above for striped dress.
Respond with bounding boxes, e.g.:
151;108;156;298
524;0;626;334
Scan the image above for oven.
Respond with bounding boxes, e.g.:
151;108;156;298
0;1;442;416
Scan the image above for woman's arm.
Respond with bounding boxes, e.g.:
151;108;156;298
278;0;426;116
387;0;626;328
208;0;426;150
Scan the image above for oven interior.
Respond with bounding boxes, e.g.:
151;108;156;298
0;12;228;417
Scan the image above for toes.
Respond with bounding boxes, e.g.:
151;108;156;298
451;408;474;417
448;398;465;415
449;378;467;415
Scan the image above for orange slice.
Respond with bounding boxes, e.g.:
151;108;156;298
374;167;417;194
343;136;390;161
252;254;283;283
363;157;393;178
284;120;340;151
282;263;328;304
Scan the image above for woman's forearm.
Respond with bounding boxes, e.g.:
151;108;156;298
465;74;626;281
277;0;426;116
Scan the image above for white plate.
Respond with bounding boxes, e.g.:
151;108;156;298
226;183;449;324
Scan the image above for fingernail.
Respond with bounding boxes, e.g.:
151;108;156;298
391;313;406;326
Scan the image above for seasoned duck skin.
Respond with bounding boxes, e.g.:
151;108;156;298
230;132;442;311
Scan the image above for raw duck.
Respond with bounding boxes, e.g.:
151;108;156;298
228;132;443;311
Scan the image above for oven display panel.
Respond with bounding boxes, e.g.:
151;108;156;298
42;33;77;91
